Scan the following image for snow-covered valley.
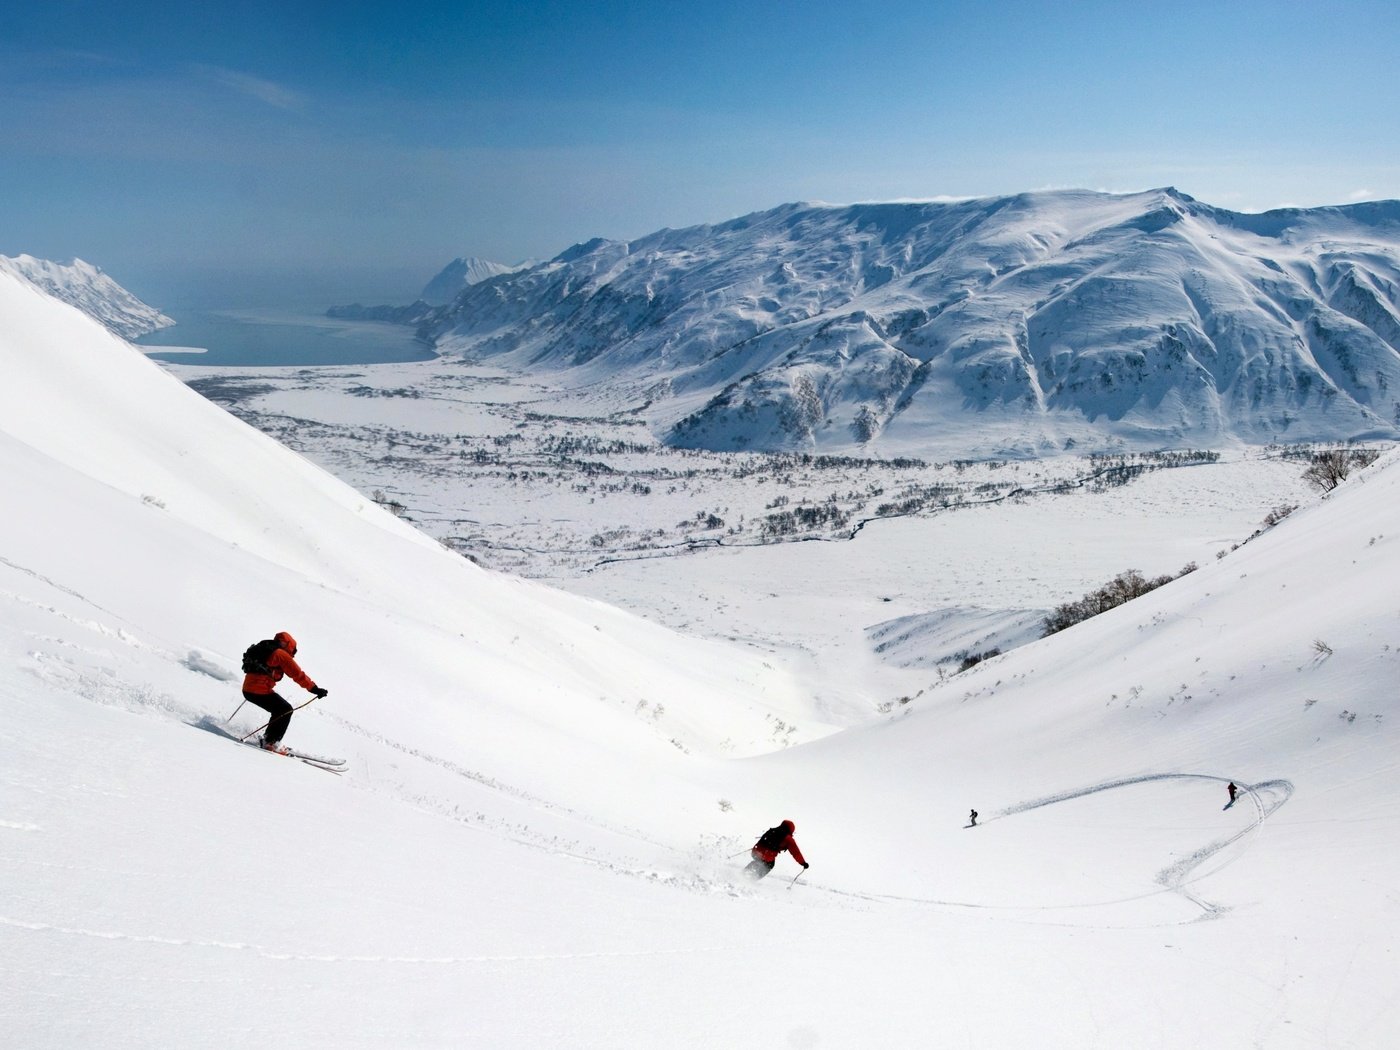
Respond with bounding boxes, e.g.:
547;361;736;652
164;353;1328;716
5;260;1400;1049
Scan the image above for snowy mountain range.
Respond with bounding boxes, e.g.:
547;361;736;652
6;249;1400;1046
419;189;1400;456
0;253;174;339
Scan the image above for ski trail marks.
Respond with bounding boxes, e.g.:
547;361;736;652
994;773;1293;921
814;773;1293;925
0;914;729;966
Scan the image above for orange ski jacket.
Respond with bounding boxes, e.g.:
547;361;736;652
242;646;318;696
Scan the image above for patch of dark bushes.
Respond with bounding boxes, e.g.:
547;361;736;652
954;647;1002;672
1042;563;1198;637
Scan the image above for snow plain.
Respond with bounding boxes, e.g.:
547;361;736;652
5;267;1400;1049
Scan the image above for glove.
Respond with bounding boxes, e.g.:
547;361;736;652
311;687;329;699
802;862;809;869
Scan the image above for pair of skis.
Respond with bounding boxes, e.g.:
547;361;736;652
225;694;344;773
245;739;347;774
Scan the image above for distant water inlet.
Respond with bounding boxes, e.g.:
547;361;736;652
135;308;437;367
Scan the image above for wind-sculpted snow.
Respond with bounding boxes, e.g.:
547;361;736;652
423;188;1400;455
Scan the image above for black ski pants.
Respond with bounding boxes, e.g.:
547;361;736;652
243;690;293;744
744;857;776;881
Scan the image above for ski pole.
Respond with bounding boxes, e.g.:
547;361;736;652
789;868;807;889
727;850;751;859
238;695;323;742
226;698;247;723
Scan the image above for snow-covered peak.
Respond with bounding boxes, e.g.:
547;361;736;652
419;255;525;304
0;253;175;339
425;188;1400;457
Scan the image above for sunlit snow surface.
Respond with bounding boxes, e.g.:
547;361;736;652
4;269;1400;1048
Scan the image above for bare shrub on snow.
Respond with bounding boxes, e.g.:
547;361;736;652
1302;449;1381;493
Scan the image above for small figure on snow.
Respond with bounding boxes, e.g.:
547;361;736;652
1226;782;1238;805
744;819;807;880
241;631;328;754
969;809;978;827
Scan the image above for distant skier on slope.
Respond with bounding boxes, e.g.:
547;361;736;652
1227;782;1238;805
241;631;328;754
969;809;978;827
744;820;808;880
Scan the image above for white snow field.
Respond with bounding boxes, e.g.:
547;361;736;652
3;267;1400;1049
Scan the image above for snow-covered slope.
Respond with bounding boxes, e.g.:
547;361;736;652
0;253;175;339
0;266;822;791
5;265;1400;1048
420;255;524;304
425;189;1400;457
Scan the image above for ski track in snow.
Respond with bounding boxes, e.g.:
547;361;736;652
24;611;1297;932
0;551;1305;931
317;710;667;852
4;555;215;679
0;914;731;966
0;556;121;619
197;703;1300;925
807;773;1292;925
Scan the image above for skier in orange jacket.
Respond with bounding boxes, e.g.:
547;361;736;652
241;631;327;754
744;820;808;880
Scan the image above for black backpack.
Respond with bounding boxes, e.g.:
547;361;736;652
241;638;281;675
755;824;788;852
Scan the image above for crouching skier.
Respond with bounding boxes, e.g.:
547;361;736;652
241;631;328;754
744;819;808;880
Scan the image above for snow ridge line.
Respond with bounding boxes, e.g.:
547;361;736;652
0;914;728;964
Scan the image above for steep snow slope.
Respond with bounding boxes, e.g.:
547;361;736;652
425;189;1400;456
0;268;824;785
0;253;174;339
5;268;1400;1048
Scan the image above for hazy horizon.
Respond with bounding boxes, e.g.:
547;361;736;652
5;1;1400;310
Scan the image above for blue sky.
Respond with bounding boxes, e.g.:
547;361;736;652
2;0;1398;305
